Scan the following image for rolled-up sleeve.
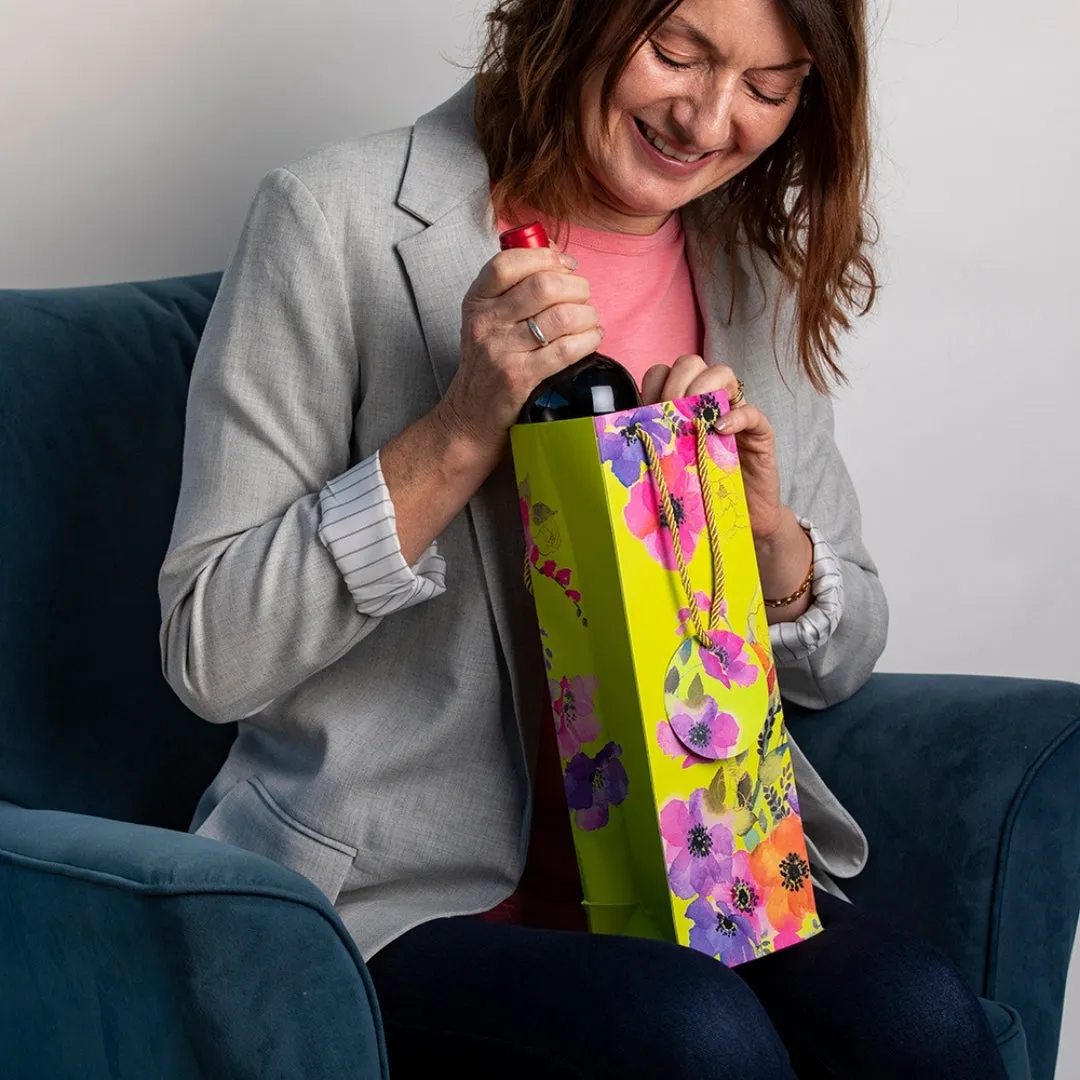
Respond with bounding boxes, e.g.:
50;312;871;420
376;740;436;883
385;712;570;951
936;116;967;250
318;451;447;616
159;167;445;726
769;518;844;665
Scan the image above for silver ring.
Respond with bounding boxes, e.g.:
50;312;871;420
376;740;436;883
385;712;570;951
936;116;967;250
526;317;549;348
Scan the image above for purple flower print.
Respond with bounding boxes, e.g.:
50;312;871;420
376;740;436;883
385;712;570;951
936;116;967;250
660;789;733;899
597;409;671;488
550;674;602;759
701;630;759;690
687;896;758;966
564;742;629;831
656;720;712;769
669;699;740;760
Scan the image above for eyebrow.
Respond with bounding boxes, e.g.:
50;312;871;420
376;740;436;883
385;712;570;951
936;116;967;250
663;14;813;72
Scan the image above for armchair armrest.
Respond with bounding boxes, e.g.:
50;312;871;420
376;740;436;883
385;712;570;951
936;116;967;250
0;804;388;1080
786;673;1080;1080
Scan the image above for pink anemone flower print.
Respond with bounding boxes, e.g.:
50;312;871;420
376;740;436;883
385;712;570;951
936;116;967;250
701;630;759;690
549;674;601;760
672;395;738;471
624;453;705;571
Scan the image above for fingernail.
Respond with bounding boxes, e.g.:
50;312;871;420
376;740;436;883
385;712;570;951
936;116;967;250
597;325;605;338
714;416;731;431
559;253;578;270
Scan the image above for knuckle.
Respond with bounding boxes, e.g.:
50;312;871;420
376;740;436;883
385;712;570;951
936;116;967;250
549;304;582;336
462;322;484;350
705;368;737;391
487;254;513;290
675;353;706;369
533;272;563;307
463;312;491;348
544;306;569;337
552;336;579;366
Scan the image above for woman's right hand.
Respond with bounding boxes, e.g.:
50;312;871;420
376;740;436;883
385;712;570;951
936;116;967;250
437;247;604;451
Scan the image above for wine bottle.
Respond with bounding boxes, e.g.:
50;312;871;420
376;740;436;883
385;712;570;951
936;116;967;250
499;223;642;423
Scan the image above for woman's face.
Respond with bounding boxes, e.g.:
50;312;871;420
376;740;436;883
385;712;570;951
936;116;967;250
578;0;812;234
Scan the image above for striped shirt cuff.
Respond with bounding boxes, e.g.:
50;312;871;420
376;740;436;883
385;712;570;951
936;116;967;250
317;451;447;618
768;517;844;665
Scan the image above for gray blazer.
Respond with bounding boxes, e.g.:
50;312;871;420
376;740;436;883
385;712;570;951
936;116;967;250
159;82;886;959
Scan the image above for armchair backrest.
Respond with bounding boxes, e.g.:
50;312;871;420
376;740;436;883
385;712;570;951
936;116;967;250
0;274;235;830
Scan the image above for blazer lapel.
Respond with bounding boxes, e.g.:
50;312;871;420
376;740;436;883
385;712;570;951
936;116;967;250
394;82;543;747
396;187;498;397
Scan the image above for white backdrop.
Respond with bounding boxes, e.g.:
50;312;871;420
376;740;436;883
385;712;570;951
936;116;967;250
2;0;1078;1073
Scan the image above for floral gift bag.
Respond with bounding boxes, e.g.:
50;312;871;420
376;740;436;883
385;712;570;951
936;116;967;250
510;393;821;966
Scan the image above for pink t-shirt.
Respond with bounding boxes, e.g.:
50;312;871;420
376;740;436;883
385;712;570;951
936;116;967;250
562;212;704;387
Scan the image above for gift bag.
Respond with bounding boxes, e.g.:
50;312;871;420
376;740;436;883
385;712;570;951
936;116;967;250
510;393;822;966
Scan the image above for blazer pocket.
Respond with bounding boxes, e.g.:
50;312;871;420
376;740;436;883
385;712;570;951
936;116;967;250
195;776;358;905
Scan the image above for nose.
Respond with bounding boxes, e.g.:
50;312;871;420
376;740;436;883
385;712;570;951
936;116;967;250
671;79;737;153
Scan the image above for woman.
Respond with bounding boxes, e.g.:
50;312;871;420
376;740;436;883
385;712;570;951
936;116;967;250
160;0;1007;1075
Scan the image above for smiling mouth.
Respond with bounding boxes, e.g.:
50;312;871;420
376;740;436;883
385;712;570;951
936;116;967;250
635;118;714;164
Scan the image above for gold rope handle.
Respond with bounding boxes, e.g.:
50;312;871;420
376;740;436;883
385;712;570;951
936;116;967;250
638;419;725;648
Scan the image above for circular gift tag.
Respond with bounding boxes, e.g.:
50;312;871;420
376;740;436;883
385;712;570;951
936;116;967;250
663;634;768;760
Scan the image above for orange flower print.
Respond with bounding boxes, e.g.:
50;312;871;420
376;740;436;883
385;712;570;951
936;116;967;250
746;640;777;697
748;814;814;932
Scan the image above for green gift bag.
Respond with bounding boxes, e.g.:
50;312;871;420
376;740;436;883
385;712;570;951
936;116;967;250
510;393;822;966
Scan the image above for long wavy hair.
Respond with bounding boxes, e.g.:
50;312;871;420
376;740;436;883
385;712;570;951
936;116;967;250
474;0;877;391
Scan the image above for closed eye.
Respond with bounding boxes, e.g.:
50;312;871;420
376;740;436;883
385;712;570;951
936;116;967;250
650;41;694;71
747;83;791;107
652;39;794;107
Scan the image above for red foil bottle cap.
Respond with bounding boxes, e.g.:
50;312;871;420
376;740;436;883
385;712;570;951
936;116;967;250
499;222;550;250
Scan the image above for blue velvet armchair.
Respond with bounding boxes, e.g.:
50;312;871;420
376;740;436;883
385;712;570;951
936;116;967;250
1;274;1076;1079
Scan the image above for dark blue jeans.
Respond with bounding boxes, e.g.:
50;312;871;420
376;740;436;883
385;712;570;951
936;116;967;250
367;890;1008;1079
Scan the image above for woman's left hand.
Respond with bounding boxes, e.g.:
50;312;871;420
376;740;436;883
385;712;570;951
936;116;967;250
641;355;783;542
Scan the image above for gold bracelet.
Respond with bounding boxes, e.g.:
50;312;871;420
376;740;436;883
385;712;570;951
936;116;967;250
763;533;815;608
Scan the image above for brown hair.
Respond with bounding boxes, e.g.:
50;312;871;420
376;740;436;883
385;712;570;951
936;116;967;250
474;0;877;392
